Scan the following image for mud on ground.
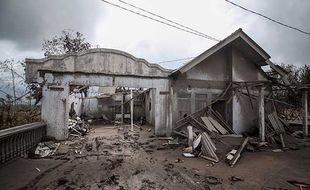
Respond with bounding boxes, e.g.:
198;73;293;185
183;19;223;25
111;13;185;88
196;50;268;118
1;123;310;190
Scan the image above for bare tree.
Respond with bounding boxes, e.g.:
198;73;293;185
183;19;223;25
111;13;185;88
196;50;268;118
42;29;91;56
0;59;26;104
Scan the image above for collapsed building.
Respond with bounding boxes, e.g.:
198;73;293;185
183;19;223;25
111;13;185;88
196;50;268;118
25;28;308;141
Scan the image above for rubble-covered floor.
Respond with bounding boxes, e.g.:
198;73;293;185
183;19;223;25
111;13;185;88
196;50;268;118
1;123;310;190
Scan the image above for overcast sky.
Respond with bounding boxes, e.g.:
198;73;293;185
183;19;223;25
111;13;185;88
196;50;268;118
0;0;310;70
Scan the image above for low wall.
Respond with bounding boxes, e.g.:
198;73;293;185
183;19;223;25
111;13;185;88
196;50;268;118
0;122;46;164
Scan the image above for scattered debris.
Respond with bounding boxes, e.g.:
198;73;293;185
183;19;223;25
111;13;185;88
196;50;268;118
85;143;93;151
287;180;310;190
174;158;184;163
68;117;90;136
193;134;201;150
200;132;219;162
35;167;41;172
206;162;215;167
183;146;193;153
229;176;243;182
168;138;179;145
227;137;249;167
35;141;60;158
271;149;283;153
291;131;303;138
204;176;222;185
183;153;195;158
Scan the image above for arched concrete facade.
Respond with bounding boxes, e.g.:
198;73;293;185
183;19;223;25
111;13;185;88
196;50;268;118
26;49;173;140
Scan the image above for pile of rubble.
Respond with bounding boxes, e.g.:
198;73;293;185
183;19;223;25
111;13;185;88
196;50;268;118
34;141;60;158
172;102;301;167
68;117;90;137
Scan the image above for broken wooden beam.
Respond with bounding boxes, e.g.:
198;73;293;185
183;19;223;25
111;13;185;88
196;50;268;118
229;137;249;167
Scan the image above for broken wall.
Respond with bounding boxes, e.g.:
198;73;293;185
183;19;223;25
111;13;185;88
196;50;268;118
26;48;173;138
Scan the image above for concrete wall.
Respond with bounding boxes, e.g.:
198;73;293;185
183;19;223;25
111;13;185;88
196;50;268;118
25;48;172;83
232;92;259;134
41;85;69;140
232;47;268;82
172;48;228;125
71;92;146;121
172;46;269;134
25;48;173;138
185;48;228;81
231;47;268;133
41;72;171;136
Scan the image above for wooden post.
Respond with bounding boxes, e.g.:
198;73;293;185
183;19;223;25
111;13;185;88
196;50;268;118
302;90;308;137
121;92;124;125
258;86;265;142
130;89;134;131
187;125;193;147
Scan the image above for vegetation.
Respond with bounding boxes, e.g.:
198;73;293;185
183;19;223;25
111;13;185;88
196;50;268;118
42;29;91;56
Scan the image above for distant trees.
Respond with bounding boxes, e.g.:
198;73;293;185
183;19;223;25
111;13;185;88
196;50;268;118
280;64;310;85
0;59;30;128
42;29;91;56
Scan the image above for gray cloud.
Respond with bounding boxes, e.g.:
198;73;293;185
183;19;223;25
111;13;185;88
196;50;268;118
0;0;104;51
0;0;309;68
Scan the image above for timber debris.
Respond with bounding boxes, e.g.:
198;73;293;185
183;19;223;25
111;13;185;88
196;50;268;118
68;117;90;137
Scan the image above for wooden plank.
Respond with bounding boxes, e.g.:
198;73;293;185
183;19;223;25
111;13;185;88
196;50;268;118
201;117;218;133
172;130;187;138
279;134;286;148
268;114;281;133
230;137;249;167
272;112;285;133
207;116;229;135
200;132;219;162
202;132;216;151
212;110;235;134
189;116;210;132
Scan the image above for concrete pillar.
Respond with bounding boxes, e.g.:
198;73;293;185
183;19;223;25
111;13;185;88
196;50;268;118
41;85;69;140
121;92;124;125
190;91;195;114
258;86;265;142
130;89;133;131
187;125;193;147
167;87;173;137
302;90;308;137
154;88;167;136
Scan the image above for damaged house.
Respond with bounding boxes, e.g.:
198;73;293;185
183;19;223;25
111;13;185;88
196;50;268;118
25;29;273;140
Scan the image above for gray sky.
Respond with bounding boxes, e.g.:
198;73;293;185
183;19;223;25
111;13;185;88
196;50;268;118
0;0;310;70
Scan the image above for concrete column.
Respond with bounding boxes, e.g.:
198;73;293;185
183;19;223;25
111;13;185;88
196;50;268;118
190;91;195;114
130;89;133;131
121;92;124;125
154;88;167;136
166;87;173;137
41;85;69;140
187;125;193;147
258;86;265;142
302;90;308;137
